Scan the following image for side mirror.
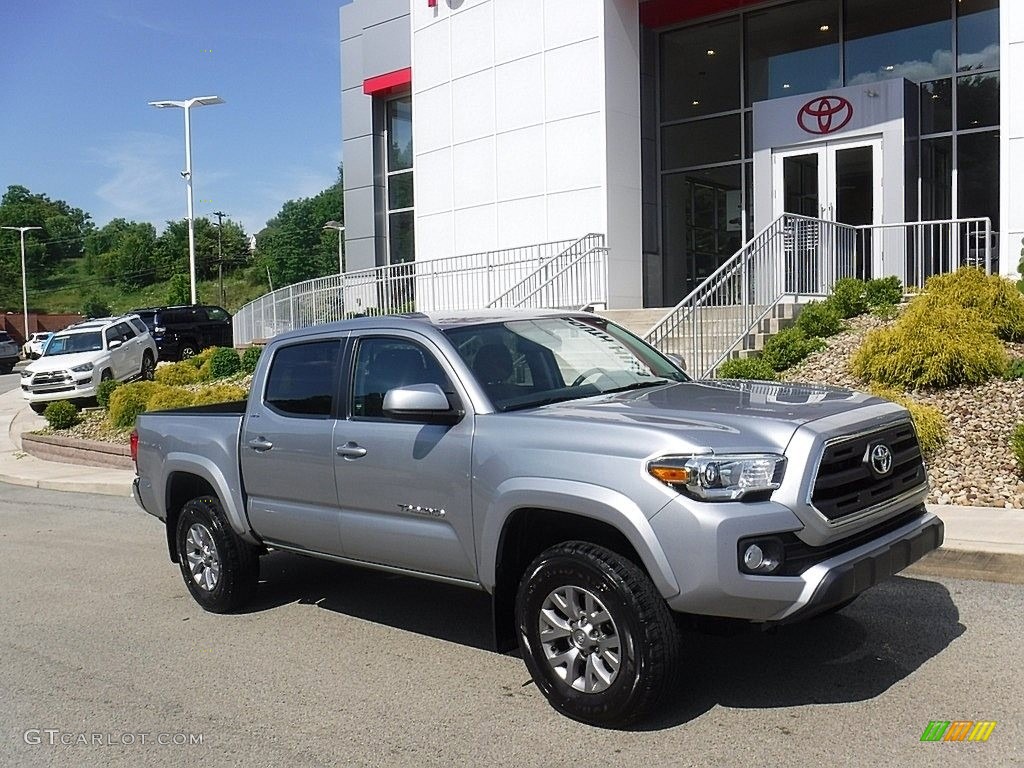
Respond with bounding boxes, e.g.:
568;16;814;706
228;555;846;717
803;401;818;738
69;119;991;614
383;383;463;425
108;339;123;350
666;353;686;372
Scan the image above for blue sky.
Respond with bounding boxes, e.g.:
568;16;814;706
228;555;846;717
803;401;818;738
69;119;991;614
0;0;352;237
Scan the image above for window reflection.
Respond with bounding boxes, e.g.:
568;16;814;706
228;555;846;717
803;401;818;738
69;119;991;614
661;114;742;170
920;79;952;134
958;131;999;228
957;71;1000;129
921;137;952;220
845;0;951;84
745;0;840;104
957;0;999;72
661;18;740;121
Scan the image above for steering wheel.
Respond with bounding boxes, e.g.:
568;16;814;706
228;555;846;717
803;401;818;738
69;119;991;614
571;367;607;387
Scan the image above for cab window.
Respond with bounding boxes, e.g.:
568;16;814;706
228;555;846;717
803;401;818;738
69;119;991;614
351;337;451;419
264;341;341;418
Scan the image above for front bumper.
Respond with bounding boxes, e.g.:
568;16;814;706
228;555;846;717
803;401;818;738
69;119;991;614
22;374;99;402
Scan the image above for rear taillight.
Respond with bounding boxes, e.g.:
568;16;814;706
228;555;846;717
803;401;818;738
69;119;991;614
130;429;139;468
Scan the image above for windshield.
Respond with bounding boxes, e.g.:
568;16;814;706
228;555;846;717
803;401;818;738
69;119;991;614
445;316;688;411
43;332;103;356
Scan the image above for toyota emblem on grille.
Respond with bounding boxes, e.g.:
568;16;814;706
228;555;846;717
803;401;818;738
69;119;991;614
797;95;853;135
867;443;893;476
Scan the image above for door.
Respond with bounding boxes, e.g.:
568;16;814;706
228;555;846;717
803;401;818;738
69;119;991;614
241;338;346;555
333;333;477;581
104;323;133;378
772;137;882;288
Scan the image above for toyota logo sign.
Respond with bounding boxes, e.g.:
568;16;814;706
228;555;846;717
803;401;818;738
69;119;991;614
797;96;854;135
867;443;894;477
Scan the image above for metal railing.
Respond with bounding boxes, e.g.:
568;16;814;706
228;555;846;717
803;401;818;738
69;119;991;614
233;236;608;345
644;215;992;378
488;233;605;308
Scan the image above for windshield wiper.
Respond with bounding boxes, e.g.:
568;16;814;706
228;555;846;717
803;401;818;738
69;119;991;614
600;379;672;394
502;393;588;412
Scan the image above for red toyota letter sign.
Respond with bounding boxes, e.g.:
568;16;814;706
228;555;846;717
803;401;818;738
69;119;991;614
797;96;853;135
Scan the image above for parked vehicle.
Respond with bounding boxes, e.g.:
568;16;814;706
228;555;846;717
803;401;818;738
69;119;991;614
0;331;19;374
131;305;233;361
23;332;54;359
132;310;942;727
21;315;157;412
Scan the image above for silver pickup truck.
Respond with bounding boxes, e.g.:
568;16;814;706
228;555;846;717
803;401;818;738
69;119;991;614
132;310;942;726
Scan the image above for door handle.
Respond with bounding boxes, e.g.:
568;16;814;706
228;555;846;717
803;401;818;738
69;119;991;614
248;437;274;452
336;442;367;459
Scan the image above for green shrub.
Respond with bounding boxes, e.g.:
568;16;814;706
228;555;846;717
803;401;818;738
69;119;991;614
241;346;262;375
852;304;1007;388
760;327;826;372
869;386;948;457
185;347;217;371
920;268;1024;341
796;300;843;338
1011;423;1024;477
96;378;123;409
44;400;79;430
191;384;248;406
155;361;201;386
715;357;779;381
1003;359;1024;381
108;381;162;428
208;347;241;379
146;388;196;412
865;276;903;309
829;278;869;318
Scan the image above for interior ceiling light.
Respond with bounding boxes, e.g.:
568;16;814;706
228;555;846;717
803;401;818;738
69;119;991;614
782;83;791;89
820;25;830;32
706;49;716;56
885;65;895;71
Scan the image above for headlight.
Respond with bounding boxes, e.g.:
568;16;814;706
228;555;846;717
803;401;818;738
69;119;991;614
20;369;32;379
648;454;786;501
70;362;95;373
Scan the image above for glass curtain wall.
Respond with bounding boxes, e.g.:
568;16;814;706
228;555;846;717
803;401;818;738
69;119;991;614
386;96;414;265
658;0;1000;303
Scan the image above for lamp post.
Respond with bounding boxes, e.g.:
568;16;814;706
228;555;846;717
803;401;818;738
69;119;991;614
149;96;224;305
322;221;346;275
1;225;42;341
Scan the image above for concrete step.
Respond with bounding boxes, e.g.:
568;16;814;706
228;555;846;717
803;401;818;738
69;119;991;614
597;308;674;337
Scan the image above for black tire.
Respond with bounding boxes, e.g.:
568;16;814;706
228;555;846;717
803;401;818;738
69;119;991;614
29;402;48;414
0;364;14;375
515;541;681;727
140;351;155;381
100;369;113;382
175;496;259;613
178;342;198;361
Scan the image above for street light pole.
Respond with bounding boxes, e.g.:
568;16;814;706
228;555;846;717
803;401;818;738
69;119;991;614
322;221;346;275
1;225;42;341
149;96;224;305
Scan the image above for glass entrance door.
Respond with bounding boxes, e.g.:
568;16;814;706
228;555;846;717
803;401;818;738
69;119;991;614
772;137;881;287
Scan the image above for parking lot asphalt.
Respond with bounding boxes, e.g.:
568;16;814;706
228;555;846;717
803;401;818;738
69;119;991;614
0;482;1021;767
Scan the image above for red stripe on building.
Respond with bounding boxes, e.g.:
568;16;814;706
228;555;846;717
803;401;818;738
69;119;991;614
640;0;765;28
363;67;412;96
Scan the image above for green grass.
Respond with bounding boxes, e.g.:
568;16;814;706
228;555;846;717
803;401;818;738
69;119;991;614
21;259;272;315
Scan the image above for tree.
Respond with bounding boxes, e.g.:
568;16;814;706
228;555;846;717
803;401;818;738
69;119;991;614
166;274;190;306
81;295;112;318
87;219;158;290
153;217;250;283
256;166;343;287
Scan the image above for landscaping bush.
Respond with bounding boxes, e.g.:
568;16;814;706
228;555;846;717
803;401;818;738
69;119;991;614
865;276;903;309
184;347;217;373
108;381;161;428
760;327;825;372
1003;359;1024;381
715;357;778;381
920;268;1024;341
96;378;123;410
191;384;248;406
796;300;843;338
829;278;868;318
146;388;196;412
155;361;201;386
241;346;262;375
207;347;241;379
44;400;79;430
1011;423;1024;477
852;304;1007;388
868;386;948;457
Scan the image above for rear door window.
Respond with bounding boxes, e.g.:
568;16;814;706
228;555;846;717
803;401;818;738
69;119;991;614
206;307;230;322
264;341;341;418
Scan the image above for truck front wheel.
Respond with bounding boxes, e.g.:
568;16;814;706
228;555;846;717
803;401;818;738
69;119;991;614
175;496;259;613
515;541;681;727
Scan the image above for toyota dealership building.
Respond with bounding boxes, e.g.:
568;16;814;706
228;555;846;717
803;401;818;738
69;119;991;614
338;0;1018;309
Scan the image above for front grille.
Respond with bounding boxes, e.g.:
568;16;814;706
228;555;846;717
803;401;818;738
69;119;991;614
31;371;71;385
811;422;926;522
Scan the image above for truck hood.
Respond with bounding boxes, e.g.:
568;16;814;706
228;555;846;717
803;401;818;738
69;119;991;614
526;379;885;452
27;352;103;373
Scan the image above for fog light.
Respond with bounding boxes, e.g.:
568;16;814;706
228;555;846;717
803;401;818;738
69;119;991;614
743;544;764;570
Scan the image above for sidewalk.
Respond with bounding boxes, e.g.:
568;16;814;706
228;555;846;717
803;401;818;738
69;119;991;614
0;388;1021;582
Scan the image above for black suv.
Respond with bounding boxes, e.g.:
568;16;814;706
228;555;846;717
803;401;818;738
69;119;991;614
131;305;233;361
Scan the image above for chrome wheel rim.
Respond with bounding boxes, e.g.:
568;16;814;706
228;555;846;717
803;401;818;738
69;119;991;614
142;357;154;379
185;523;221;591
538;585;620;693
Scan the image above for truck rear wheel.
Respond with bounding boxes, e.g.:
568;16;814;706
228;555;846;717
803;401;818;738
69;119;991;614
175;496;259;613
515;541;681;727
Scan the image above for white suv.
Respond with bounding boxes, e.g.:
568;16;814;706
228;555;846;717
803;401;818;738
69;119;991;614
21;315;158;413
